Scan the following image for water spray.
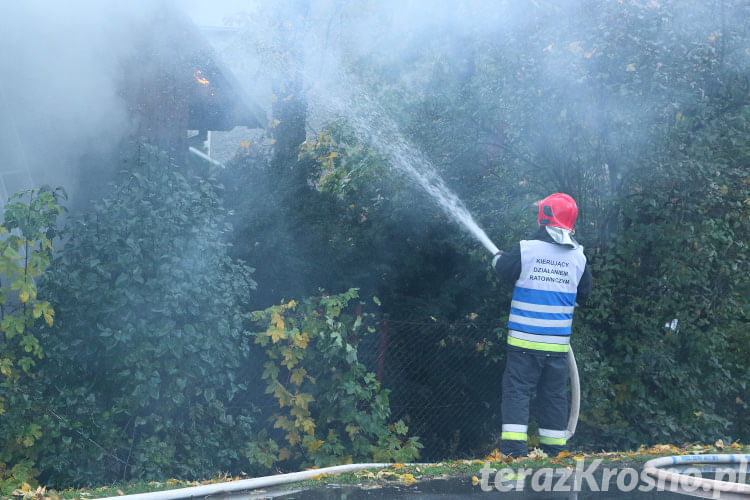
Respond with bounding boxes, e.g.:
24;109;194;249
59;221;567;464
304;55;499;256
305;59;581;441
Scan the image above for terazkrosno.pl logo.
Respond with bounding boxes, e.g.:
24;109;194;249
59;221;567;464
478;458;748;497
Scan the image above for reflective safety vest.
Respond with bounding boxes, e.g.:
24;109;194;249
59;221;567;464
507;240;586;352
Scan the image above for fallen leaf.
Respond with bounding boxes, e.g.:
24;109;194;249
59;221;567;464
399;473;417;484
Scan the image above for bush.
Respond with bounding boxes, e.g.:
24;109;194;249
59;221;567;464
575;100;749;449
0;187;65;495
36;145;259;485
249;289;422;468
0;187;63;495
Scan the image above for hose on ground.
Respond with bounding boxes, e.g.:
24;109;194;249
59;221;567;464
644;454;750;496
98;463;393;500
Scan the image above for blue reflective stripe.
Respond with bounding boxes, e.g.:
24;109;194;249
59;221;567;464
510;308;573;321
512;286;576;306
508;322;572;336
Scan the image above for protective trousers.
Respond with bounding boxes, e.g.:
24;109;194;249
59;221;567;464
500;348;568;457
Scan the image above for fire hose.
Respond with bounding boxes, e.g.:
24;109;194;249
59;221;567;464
98;464;394;500
566;346;580;440
644;454;750;496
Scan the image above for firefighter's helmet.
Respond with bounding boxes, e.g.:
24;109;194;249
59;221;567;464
537;193;578;232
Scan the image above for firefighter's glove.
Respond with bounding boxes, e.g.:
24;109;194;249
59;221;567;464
492;250;504;268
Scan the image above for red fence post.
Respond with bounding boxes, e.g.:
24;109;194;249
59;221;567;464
377;314;389;382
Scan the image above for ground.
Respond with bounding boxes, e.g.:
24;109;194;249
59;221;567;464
6;442;748;500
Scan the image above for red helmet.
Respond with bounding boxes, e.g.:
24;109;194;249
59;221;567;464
537;193;578;232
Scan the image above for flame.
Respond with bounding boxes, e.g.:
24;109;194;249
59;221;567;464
194;70;209;86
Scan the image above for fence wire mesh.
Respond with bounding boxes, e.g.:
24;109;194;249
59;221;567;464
358;316;508;461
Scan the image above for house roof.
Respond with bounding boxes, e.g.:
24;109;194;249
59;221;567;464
181;20;266;130
122;7;266;134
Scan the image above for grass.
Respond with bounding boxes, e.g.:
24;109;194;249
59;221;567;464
4;442;749;500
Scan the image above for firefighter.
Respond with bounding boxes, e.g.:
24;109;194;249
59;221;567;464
493;193;592;458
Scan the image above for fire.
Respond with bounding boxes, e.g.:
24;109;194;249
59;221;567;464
194;69;209;85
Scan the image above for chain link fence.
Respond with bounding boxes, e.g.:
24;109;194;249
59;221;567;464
359;316;509;461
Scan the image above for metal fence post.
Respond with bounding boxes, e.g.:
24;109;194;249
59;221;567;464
376;314;389;382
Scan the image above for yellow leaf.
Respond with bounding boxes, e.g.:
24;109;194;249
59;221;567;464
295;392;314;410
286;430;301;446
471;476;480;485
391;463;405;469
270;312;286;342
646;444;680;454
272;311;284;329
293;332;310;349
271;119;281;128
166;479;180;485
301;418;316;434
240;140;250;149
283;348;295;363
626;63;636;72
399;473;417;484
19;291;29;303
270;138;277;145
271;327;286;343
307;439;324;452
290;367;307;385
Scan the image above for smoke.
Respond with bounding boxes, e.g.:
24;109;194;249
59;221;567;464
0;0;742;222
0;1;162;206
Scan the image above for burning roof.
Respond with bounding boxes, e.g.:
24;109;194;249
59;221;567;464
119;7;266;153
